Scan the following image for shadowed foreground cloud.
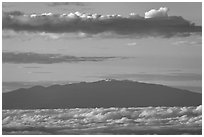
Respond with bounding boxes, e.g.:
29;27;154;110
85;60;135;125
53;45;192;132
3;106;202;135
2;52;116;64
2;7;201;38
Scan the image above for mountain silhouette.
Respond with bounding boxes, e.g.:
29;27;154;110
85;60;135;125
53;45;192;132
2;80;202;109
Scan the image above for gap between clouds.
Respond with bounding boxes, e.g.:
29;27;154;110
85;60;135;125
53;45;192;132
2;7;201;38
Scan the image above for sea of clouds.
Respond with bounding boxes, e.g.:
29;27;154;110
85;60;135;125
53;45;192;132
2;105;202;135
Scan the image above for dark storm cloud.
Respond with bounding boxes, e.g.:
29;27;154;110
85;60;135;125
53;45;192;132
48;2;85;6
2;7;201;38
2;52;116;64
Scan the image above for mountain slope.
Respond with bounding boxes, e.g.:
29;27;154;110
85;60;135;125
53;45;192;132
2;80;202;109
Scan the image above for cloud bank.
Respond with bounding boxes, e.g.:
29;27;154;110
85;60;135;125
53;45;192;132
2;52;116;64
2;7;201;38
3;106;202;135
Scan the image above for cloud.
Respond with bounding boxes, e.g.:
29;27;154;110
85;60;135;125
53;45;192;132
3;30;30;40
127;42;137;46
2;7;201;38
23;66;41;69
31;71;52;74
172;40;202;46
2;52;116;64
145;7;169;18
3;106;202;134
39;32;61;40
2;30;92;40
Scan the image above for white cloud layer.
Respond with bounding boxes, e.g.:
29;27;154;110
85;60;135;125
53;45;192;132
172;40;202;46
3;105;202;135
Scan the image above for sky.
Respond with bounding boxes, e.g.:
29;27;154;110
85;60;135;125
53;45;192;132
2;2;202;93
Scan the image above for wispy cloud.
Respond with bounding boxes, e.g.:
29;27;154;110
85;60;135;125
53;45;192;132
47;2;85;7
31;71;52;74
2;30;90;40
2;7;201;38
172;40;202;46
23;66;41;69
127;42;137;46
2;52;117;64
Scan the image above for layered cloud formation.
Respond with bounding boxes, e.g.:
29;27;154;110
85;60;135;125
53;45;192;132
3;106;202;135
2;7;201;38
2;52;116;64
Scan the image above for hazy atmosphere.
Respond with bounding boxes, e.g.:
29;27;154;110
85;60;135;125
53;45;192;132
2;2;202;92
2;2;202;135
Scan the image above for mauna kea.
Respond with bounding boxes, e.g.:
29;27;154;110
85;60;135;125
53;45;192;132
3;80;202;109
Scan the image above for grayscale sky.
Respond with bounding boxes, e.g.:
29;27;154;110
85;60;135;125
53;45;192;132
2;2;202;93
